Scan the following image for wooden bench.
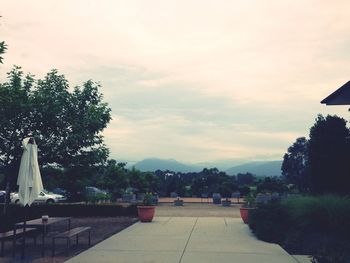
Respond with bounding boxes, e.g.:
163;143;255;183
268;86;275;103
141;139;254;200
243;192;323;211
0;228;37;257
52;227;91;256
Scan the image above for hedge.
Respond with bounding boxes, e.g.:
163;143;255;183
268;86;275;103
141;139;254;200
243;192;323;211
249;195;350;262
0;203;138;232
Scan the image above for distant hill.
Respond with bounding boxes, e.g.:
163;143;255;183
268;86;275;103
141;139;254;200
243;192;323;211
133;158;201;173
132;158;283;176
226;160;283;177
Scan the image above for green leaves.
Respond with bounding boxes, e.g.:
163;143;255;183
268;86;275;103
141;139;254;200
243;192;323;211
308;115;350;195
282;114;350;195
0;66;112;180
281;137;309;192
0;41;7;64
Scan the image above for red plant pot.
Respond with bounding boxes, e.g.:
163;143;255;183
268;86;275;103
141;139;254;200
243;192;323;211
137;206;156;222
240;207;254;224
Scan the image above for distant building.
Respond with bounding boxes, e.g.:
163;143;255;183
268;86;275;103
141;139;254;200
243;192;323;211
321;81;350;105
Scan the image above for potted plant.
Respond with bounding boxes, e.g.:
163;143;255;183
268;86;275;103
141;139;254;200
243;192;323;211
174;197;183;206
137;193;156;222
239;193;256;224
212;193;222;204
222;198;231;207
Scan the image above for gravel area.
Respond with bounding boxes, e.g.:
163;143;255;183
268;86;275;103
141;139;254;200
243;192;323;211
0;217;137;263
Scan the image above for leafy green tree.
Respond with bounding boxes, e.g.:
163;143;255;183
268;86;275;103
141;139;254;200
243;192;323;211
0;15;7;64
0;66;111;209
282;137;309;191
128;167;150;193
237;173;255;185
217;178;238;198
192;176;208;196
308;115;350;195
256;176;288;193
40;166;65;190
0;40;6;64
144;172;160;193
0;67;34;209
95;160;128;199
31;70;111;167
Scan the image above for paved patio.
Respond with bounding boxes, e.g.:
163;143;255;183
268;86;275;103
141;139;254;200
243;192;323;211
155;203;241;217
66;217;299;263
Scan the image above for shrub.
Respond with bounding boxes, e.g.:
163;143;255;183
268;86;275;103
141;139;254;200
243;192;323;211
142;193;156;206
285;195;350;260
85;192;111;203
249;201;289;243
284;195;350;237
249;195;350;262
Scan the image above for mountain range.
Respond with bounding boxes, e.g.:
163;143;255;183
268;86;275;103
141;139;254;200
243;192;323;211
225;160;282;176
132;158;282;176
133;158;200;173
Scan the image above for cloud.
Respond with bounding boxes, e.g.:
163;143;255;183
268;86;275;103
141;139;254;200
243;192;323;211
1;1;350;163
103;113;295;162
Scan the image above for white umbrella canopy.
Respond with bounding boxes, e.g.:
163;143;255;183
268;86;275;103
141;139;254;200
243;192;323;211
17;137;43;206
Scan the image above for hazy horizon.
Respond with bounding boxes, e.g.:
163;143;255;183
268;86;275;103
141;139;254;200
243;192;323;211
122;156;281;167
1;1;350;163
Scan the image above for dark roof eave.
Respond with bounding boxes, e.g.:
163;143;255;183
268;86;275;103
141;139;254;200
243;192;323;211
321;80;350;105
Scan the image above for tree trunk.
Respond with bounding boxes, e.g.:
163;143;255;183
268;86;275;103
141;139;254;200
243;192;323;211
2;162;17;215
3;173;11;215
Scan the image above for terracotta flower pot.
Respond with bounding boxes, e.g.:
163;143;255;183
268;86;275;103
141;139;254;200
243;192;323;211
239;207;255;224
137;206;156;222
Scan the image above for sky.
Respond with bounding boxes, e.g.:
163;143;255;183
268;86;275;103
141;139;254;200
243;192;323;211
1;1;350;165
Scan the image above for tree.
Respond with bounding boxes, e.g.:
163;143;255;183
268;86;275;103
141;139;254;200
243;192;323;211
308;115;350;195
0;67;34;210
237;173;255;185
0;16;7;64
0;66;111;210
144;172;160;193
95;160;128;200
282;137;309;191
256;176;288;193
128;167;155;194
31;70;111;167
0;41;6;64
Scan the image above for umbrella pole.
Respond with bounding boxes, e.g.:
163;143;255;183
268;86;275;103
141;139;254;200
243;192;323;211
21;205;27;259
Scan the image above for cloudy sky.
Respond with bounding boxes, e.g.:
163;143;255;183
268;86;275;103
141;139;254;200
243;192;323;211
1;1;350;165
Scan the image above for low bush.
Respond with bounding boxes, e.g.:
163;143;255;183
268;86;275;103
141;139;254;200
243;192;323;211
249;195;350;262
286;195;350;237
85;192;112;203
0;203;137;232
249;201;290;244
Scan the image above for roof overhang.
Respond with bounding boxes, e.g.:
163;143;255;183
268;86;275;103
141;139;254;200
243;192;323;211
321;81;350;105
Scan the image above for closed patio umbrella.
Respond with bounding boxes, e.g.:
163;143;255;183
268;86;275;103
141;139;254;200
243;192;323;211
17;137;43;206
17;137;43;258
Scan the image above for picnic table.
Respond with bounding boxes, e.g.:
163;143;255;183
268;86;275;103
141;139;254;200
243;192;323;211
15;217;71;256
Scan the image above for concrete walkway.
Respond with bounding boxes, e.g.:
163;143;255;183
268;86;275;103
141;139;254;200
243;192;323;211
66;217;298;263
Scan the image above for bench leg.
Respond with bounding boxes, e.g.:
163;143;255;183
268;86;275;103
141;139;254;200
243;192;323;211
52;238;55;257
66;238;71;256
12;234;16;257
1;240;4;257
41;233;45;257
88;230;91;246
